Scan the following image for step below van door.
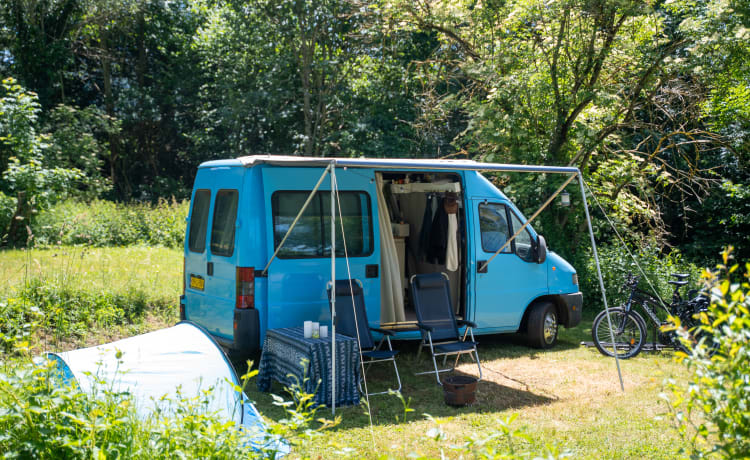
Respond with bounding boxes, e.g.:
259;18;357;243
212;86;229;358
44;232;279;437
261;166;380;331
471;199;548;332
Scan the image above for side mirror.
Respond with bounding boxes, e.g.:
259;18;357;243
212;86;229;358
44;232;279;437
536;235;547;264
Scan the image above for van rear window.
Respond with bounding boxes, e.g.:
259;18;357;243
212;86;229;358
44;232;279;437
211;190;239;257
272;191;373;258
189;189;211;253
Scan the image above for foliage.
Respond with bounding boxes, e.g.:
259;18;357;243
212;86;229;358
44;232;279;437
576;243;701;314
44;104;117;199
662;248;750;459
0;359;279;458
32;198;188;248
0;78;83;245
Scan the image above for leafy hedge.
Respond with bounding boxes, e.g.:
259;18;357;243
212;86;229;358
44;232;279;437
31;199;188;248
574;244;701;315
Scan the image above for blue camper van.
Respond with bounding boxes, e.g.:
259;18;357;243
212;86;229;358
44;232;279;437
180;156;582;355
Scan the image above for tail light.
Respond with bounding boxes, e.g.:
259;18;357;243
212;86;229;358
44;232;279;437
182;257;186;294
236;267;255;309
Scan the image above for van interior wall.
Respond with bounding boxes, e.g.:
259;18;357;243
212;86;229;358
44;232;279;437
382;172;465;319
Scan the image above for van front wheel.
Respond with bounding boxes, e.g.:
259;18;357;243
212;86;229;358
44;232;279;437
527;301;558;349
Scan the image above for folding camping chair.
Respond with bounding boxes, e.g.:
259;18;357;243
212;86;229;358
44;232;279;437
328;279;402;396
410;273;482;385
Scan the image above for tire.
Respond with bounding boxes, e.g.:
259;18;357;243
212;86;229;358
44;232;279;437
527;301;559;349
592;307;647;359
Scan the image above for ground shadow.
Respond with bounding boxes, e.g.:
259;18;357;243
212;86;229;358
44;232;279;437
239;337;563;431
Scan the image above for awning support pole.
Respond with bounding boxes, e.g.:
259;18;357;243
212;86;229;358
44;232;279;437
330;163;337;415
577;173;624;392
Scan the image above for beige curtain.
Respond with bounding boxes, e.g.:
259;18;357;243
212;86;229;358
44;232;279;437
375;173;406;323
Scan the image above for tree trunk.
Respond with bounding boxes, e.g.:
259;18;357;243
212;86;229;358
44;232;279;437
102;35;120;195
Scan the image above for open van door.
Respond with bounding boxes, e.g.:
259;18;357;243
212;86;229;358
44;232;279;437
471;199;548;332
261;166;381;331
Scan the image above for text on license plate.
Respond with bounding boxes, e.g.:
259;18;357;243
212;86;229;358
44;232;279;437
190;275;205;291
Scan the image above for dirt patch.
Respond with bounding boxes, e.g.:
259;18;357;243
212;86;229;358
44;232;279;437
454;354;646;412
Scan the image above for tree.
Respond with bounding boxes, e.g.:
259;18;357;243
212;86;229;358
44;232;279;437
0;78;81;245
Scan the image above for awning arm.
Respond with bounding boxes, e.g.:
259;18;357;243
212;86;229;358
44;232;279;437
479;173;577;273
261;163;332;276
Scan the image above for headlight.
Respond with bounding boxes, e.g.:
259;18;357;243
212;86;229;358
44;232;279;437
572;273;578;285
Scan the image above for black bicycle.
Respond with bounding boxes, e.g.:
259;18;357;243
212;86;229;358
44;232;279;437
592;273;711;359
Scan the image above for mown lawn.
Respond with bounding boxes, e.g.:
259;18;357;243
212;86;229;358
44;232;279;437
0;246;687;458
244;324;687;459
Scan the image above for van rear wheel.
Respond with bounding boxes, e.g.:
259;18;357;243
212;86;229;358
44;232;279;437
527;301;558;349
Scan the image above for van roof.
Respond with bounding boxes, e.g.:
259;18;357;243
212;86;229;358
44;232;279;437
199;155;579;175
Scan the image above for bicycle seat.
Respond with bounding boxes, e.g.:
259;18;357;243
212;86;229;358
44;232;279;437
668;280;688;286
670;273;689;280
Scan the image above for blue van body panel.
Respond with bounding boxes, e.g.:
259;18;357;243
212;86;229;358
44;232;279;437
183;158;582;352
547;251;578;294
260;166;380;343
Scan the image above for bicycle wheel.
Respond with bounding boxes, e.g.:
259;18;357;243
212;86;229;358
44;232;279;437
592;307;647;359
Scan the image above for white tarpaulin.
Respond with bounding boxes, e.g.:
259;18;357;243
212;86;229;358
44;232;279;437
47;321;289;455
49;322;242;423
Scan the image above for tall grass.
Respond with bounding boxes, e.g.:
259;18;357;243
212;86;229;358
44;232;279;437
31;199;188;248
0;246;181;352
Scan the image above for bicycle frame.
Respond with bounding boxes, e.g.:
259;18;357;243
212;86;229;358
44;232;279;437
619;287;669;333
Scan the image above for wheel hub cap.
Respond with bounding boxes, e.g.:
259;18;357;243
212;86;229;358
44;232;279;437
543;312;558;344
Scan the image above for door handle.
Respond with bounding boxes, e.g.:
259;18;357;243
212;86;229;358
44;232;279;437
477;260;488;274
365;264;378;278
207;262;214;276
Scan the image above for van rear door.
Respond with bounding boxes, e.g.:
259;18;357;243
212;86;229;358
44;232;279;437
261;166;380;331
185;166;244;341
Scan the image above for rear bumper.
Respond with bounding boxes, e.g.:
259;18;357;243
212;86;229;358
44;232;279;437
231;308;260;355
560;292;583;328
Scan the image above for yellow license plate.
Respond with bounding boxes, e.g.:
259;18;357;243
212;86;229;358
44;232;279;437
190;275;205;291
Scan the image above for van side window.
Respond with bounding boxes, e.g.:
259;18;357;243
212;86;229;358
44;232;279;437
479;203;511;253
509;212;534;262
272;191;373;258
188;189;211;253
210;189;239;257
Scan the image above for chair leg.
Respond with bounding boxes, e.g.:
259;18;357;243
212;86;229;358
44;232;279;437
431;353;442;385
392;358;402;392
473;349;482;381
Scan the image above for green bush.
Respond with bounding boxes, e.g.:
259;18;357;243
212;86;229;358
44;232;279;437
663;248;750;458
0;297;43;354
574;244;701;315
0;360;281;459
0;276;173;350
32;199;188;248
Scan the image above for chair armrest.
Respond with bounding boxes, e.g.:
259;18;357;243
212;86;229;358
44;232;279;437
416;322;434;332
457;320;477;329
370;327;395;336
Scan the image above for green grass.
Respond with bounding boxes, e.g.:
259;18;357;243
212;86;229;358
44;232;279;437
0;246;689;457
0;246;181;350
243;324;688;459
